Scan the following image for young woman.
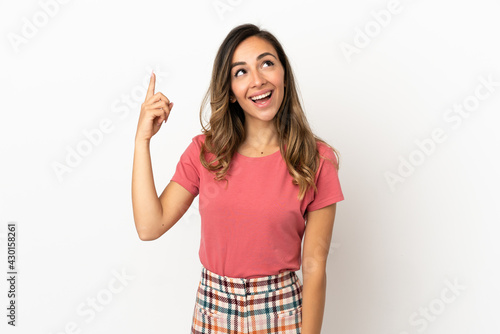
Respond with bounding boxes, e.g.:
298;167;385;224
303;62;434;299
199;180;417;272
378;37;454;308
132;23;344;333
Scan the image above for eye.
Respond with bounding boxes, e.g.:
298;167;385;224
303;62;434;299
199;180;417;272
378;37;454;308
234;68;246;77
263;60;274;68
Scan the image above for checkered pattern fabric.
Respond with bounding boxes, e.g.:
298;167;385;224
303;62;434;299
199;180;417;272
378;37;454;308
191;266;303;333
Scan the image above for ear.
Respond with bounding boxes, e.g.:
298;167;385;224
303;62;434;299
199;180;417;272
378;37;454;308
229;94;236;103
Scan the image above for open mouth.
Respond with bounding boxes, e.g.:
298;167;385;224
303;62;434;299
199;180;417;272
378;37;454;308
249;90;273;105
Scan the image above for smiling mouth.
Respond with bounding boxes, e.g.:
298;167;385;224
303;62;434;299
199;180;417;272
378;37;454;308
249;90;273;104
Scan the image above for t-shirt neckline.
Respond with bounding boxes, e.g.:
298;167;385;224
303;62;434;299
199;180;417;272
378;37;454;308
235;147;281;159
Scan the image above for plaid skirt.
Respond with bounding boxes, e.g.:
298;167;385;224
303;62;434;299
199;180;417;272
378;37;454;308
191;266;303;334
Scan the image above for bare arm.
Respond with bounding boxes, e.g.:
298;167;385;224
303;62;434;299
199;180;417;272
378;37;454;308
131;139;195;240
132;139;161;240
131;72;195;241
301;203;337;334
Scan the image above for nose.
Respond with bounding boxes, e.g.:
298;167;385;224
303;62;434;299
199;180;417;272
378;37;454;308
250;69;266;87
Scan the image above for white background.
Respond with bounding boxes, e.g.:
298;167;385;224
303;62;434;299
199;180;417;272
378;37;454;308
1;0;499;333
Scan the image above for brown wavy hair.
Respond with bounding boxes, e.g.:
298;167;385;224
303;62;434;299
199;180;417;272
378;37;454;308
198;23;341;201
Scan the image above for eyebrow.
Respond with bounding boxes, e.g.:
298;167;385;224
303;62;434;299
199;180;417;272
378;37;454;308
230;52;277;69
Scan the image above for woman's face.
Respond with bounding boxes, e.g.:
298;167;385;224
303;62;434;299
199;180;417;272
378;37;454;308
230;36;285;123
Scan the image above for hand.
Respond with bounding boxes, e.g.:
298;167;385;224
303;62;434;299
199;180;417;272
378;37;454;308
135;72;174;142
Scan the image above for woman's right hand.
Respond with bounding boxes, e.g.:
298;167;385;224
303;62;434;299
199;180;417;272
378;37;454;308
135;72;174;142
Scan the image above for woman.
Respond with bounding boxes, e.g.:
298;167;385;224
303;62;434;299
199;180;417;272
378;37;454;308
132;23;344;333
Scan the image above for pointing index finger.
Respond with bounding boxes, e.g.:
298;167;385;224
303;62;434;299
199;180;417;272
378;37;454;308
146;71;156;101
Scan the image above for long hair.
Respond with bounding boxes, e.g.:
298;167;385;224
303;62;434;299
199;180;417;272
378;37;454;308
198;23;341;200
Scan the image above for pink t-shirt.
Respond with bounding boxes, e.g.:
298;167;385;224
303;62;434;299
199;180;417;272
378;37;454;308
170;134;344;278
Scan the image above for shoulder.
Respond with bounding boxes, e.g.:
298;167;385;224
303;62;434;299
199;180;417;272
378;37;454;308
189;134;216;161
192;133;206;145
315;140;338;164
177;134;205;159
185;134;206;152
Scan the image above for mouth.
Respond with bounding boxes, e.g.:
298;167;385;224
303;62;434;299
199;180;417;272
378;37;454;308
249;90;273;107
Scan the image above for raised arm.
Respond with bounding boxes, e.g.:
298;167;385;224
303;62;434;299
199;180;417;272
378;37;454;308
131;72;195;241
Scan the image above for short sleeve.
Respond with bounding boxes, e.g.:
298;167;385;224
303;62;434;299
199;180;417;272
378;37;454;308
170;136;201;197
306;144;345;212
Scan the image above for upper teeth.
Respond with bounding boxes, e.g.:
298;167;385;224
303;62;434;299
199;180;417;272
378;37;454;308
251;91;271;101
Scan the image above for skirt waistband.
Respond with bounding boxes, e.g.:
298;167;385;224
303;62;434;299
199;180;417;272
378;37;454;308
200;266;300;296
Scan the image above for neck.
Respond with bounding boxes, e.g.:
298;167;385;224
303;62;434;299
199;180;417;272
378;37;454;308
242;118;279;148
